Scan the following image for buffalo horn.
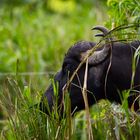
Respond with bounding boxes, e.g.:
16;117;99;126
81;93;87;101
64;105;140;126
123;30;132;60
92;26;109;37
81;26;111;65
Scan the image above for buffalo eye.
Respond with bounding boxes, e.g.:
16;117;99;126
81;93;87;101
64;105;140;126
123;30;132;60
62;62;71;73
62;59;79;74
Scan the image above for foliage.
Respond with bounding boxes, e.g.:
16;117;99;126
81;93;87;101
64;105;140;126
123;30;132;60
107;0;140;26
0;1;106;73
0;79;140;140
107;0;140;39
0;0;140;140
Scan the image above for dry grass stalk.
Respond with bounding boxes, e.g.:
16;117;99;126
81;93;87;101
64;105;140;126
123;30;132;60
82;59;94;140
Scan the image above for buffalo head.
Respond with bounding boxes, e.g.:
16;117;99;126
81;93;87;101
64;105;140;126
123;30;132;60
40;26;140;115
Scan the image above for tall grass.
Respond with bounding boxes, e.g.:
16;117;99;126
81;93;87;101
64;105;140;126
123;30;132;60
1;77;140;140
1;25;140;140
0;1;140;140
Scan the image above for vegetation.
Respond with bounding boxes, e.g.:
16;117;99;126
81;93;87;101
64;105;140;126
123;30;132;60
107;0;140;27
0;0;139;140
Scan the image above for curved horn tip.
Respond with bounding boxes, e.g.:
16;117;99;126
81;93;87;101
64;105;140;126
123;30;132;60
92;26;106;30
95;33;104;37
92;26;109;34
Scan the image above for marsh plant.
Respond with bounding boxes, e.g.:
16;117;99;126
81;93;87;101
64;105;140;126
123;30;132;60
0;0;140;140
0;24;140;140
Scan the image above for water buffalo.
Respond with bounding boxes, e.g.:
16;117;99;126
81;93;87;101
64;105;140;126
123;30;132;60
40;26;140;115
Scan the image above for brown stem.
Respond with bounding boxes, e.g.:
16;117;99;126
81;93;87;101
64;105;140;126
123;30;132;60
82;59;94;140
